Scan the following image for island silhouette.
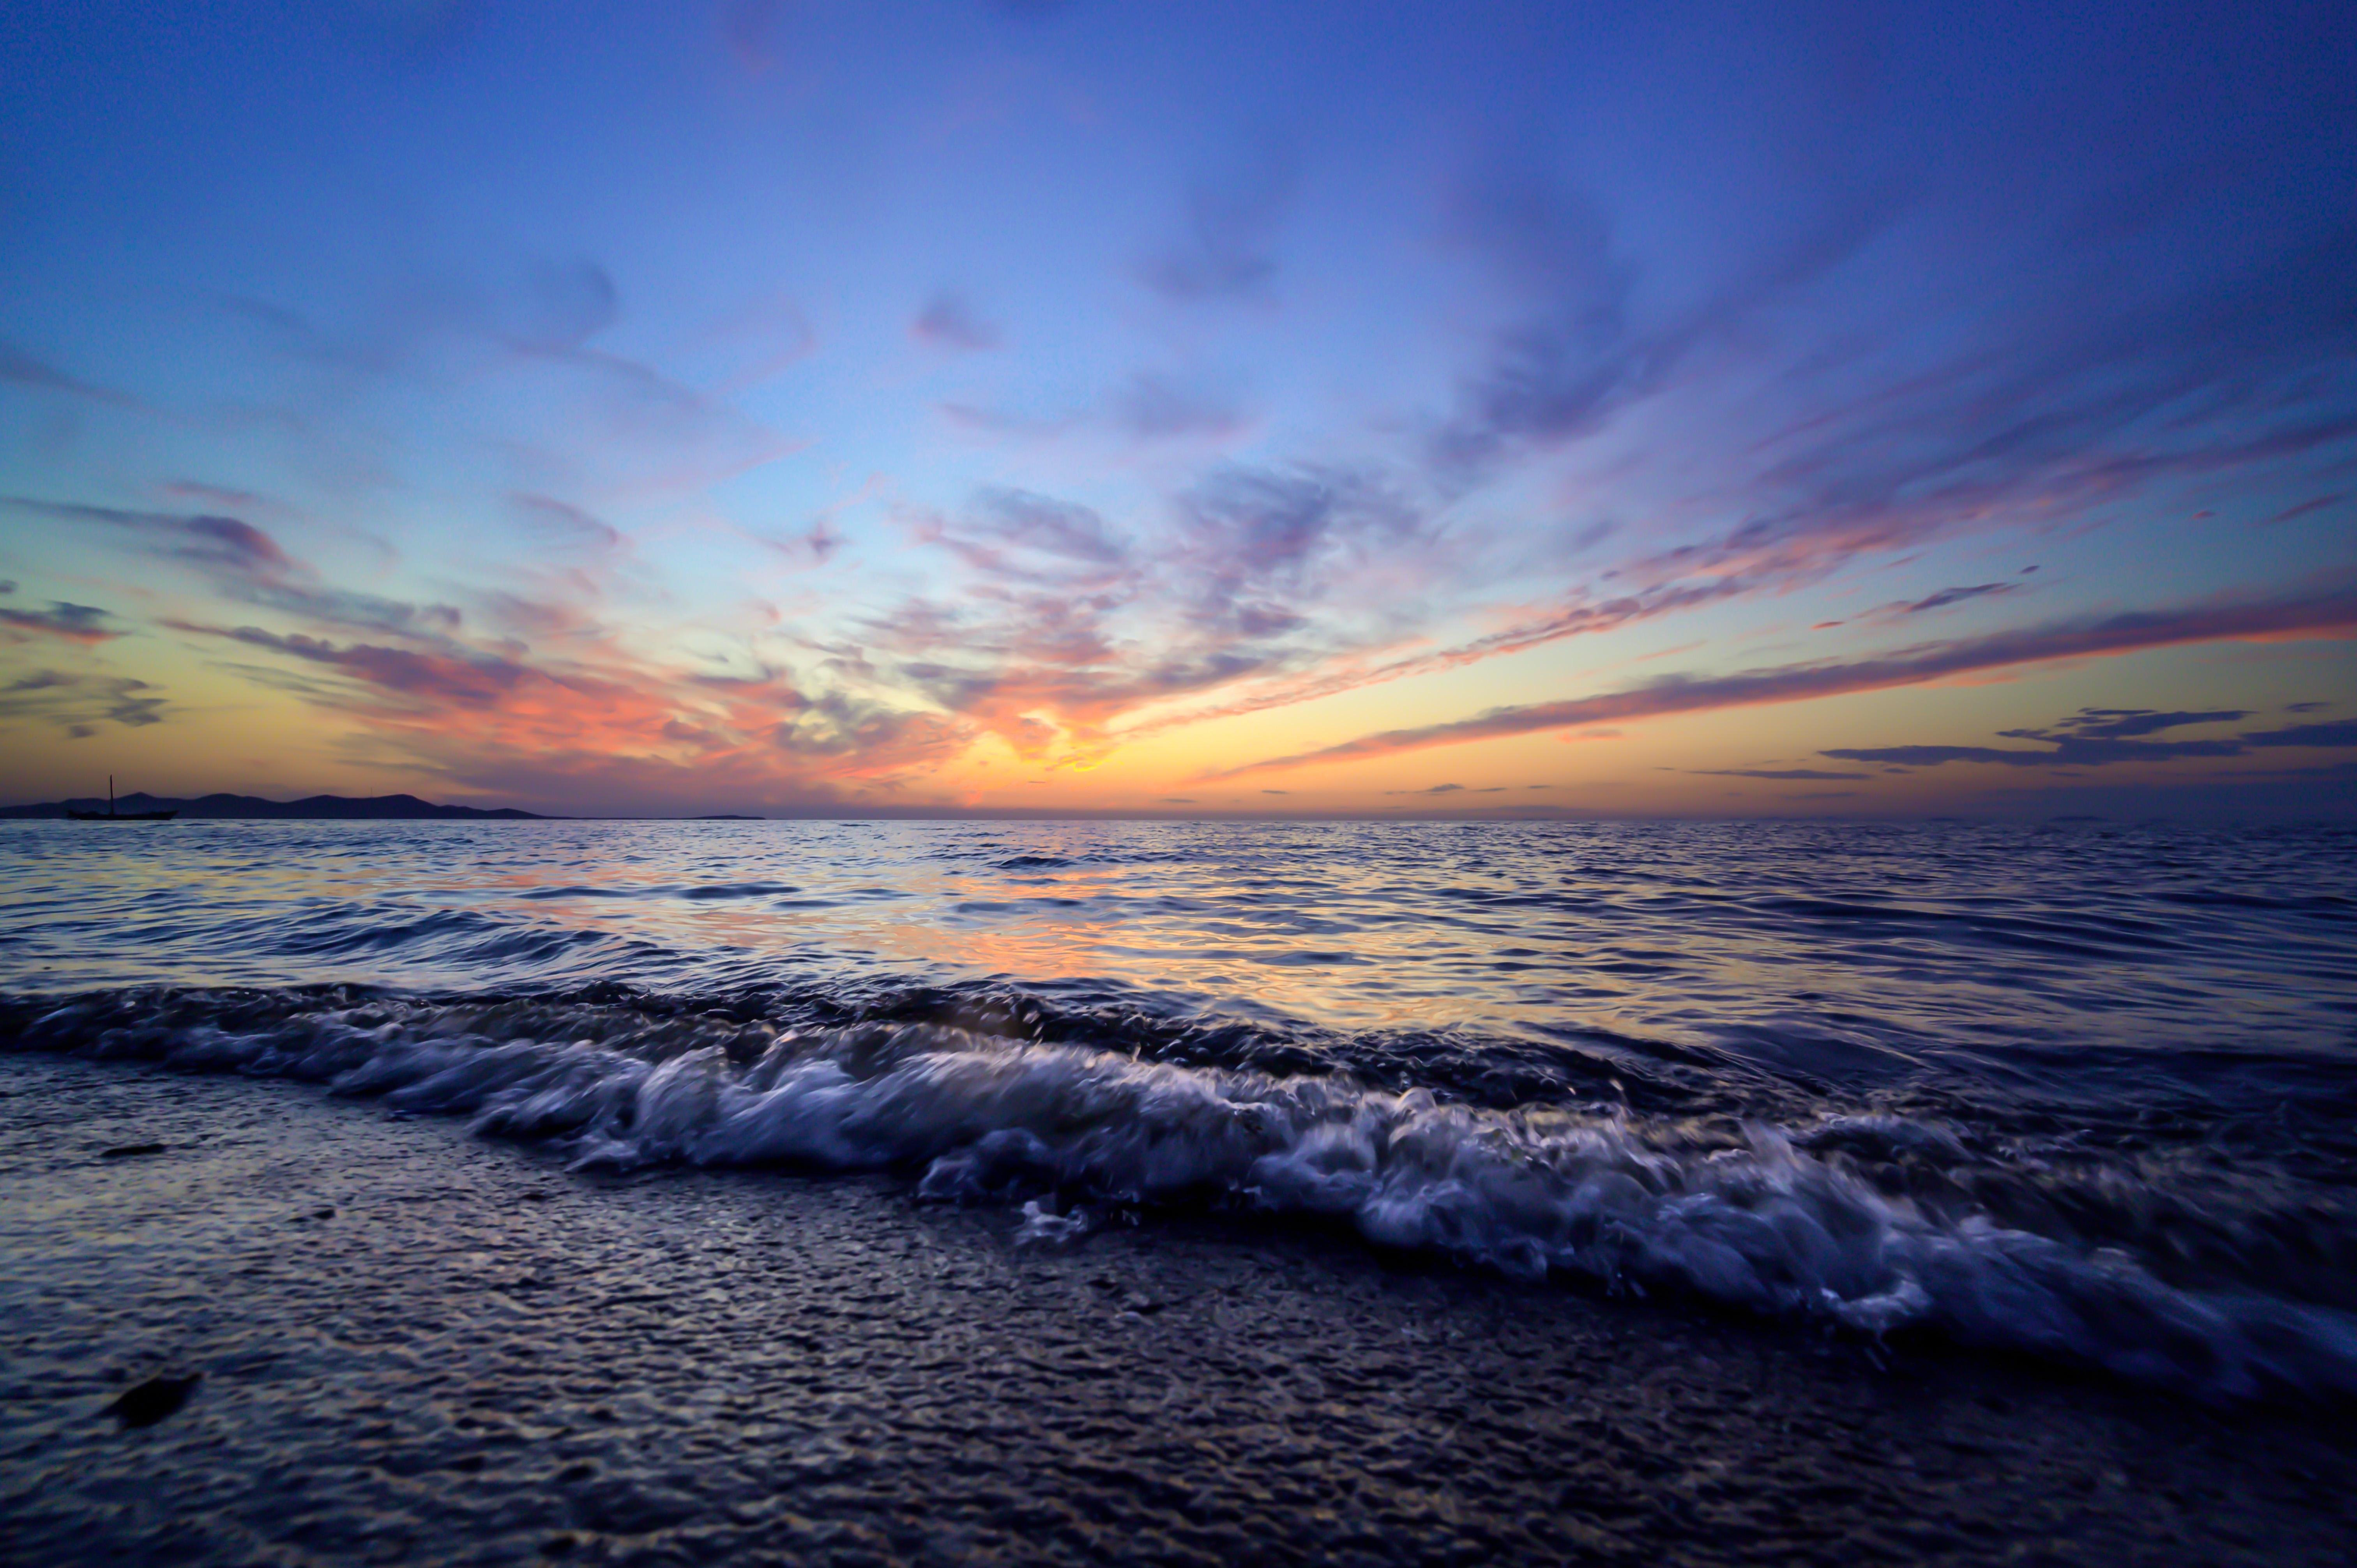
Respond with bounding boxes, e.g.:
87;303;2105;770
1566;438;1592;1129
0;791;549;820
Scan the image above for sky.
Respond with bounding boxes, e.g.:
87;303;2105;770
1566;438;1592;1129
2;0;2353;819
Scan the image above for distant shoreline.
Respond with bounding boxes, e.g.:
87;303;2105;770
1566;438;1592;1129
7;797;2348;825
0;791;552;821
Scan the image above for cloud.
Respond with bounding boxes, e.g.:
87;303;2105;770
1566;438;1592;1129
1260;788;1288;795
221;279;796;500
1821;742;2235;769
2;496;463;639
1428;171;1650;479
3;498;293;576
509;493;624;553
1825;709;2357;769
2242;720;2357;749
1384;782;1465;795
767;689;966;762
966;487;1129;567
1170;463;1421;597
182;624;528;706
0;340;133;406
1429;165;1886;484
1138;152;1293;303
1677;219;2357;589
157;581;972;809
1689;768;1870;781
866;459;1481;770
1203;579;2357;780
1894;582;2018;616
163;480;271;511
2267;495;2343;525
942;369;1246;444
504;260;618;352
0;601;119;645
0;669;166;732
1108;373;1245;440
912;291;1000;351
2026;707;2249;739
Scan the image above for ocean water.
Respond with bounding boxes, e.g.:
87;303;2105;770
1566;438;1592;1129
4;816;2354;1402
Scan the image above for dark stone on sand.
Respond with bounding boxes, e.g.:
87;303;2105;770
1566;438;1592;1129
100;1142;168;1158
104;1373;201;1428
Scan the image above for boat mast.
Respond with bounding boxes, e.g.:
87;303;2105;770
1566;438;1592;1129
109;775;115;816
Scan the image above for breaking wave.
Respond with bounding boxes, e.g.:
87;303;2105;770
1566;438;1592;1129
10;987;2355;1405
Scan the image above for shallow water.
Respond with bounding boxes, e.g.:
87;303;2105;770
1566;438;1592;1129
4;816;2354;1399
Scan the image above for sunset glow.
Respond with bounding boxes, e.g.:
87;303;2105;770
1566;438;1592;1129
3;2;2351;818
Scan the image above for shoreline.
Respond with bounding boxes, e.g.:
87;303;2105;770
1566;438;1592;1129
3;1053;2352;1565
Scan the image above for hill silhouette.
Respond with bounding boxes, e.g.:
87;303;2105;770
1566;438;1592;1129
0;792;547;820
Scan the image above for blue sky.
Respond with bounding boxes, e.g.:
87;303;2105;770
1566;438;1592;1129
2;0;2353;816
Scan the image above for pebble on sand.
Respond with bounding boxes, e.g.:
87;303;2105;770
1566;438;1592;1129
104;1374;201;1428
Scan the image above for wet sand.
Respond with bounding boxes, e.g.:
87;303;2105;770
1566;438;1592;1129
1;1053;2349;1567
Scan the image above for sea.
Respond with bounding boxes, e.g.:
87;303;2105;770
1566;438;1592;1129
4;815;2354;1404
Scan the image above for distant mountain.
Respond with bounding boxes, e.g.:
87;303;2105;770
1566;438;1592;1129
0;791;549;820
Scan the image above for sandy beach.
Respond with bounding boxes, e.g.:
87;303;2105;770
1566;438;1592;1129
2;1051;2350;1566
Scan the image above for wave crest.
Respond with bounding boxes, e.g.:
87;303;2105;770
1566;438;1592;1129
12;988;2356;1402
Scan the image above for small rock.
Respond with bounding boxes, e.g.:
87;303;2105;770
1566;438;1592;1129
105;1372;201;1428
312;1208;336;1220
100;1143;168;1160
540;1535;578;1557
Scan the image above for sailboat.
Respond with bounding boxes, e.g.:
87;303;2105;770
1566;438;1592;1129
67;776;177;821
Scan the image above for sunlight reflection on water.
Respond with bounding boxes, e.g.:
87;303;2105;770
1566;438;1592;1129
3;817;2351;1062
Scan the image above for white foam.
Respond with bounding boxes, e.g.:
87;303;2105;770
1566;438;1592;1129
30;996;2357;1401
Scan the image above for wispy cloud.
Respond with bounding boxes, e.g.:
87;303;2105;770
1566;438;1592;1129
508;493;623;553
1137;151;1293;303
2243;719;2357;748
1108;373;1245;441
1205;580;2357;780
1688;767;1870;781
1427;162;1887;487
912;291;1000;351
1;497;463;640
0;340;134;406
0;669;166;735
0;601;120;646
1827;709;2357;769
1891;582;2019;617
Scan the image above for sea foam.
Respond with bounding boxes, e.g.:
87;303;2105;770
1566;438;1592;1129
14;988;2356;1404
